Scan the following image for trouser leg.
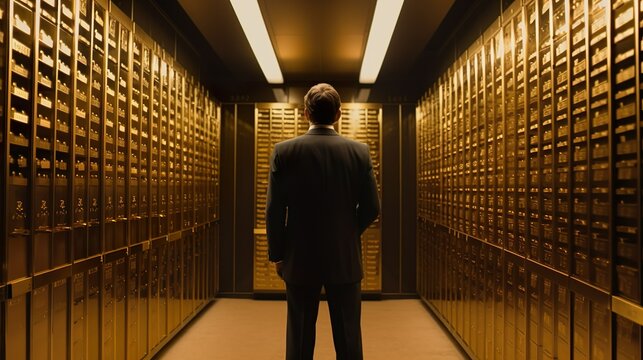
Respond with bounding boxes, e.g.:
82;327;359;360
325;281;363;360
285;282;322;360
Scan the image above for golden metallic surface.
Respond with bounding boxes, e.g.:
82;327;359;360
612;296;643;327
416;0;642;358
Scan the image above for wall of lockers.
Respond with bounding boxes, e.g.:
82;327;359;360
0;0;221;358
252;103;383;293
417;0;642;359
218;103;417;296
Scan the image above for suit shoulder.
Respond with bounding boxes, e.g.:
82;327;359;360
274;135;306;150
341;136;369;151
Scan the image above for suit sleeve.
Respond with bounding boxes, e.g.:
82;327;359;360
266;146;287;262
357;145;380;235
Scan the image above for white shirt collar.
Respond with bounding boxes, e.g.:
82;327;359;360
308;124;335;130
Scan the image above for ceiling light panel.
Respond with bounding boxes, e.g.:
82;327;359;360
230;0;284;84
359;0;405;84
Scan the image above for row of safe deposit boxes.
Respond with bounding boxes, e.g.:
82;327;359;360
416;0;643;358
0;0;222;357
1;222;219;360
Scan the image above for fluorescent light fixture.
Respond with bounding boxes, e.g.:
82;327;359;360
359;0;404;84
272;88;287;102
355;88;371;102
230;0;283;84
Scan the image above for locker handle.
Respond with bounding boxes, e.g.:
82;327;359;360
10;229;30;236
55;226;72;231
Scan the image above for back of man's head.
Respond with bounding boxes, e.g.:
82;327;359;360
304;83;341;125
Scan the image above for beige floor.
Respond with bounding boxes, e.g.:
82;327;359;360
156;298;467;360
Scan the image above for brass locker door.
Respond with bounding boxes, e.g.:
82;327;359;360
252;104;301;292
252;103;382;293
337;104;382;293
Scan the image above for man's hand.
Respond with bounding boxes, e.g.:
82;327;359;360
274;261;284;279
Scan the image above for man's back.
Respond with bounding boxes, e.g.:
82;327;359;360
266;83;378;360
266;127;379;285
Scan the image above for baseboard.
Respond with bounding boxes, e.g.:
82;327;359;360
380;292;419;300
217;291;419;301
215;292;255;299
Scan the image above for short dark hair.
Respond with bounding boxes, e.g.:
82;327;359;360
304;83;341;125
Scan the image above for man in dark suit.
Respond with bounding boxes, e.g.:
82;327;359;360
266;83;380;359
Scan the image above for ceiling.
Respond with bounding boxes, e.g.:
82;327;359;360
177;0;454;92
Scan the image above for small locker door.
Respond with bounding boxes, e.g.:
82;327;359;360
115;254;127;360
31;283;50;360
6;287;30;360
87;262;101;360
182;230;193;319
572;293;589;360
52;274;70;360
102;261;115;360
71;270;86;360
148;240;159;349
138;248;149;359
31;269;71;360
589;298;610;360
127;249;139;360
166;237;180;332
555;282;570;360
71;256;102;360
158;241;168;340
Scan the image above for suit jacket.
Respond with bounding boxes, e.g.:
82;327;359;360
266;127;380;285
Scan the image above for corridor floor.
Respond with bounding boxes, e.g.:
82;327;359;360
156;298;466;359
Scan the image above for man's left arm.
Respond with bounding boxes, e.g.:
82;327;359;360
266;146;287;267
356;146;380;235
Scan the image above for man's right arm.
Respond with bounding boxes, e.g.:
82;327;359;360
356;147;380;235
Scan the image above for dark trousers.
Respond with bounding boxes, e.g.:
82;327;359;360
285;281;363;360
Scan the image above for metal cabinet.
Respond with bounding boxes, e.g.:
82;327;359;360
1;0;221;358
416;0;643;358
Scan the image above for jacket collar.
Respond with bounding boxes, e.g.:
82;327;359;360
306;127;339;136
